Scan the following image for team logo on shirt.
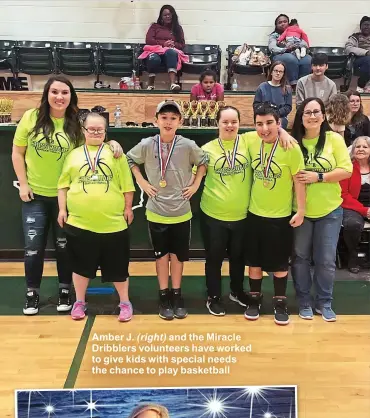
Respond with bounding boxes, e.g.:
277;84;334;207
79;157;113;193
305;151;333;173
252;154;282;190
213;153;249;185
31;132;70;160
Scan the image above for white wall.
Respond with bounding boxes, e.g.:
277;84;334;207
0;0;367;89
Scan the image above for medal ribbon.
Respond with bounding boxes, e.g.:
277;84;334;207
260;138;279;179
84;143;105;174
158;135;176;180
218;135;240;169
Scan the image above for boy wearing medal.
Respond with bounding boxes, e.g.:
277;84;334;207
57;112;135;322
244;102;305;325
127;100;207;321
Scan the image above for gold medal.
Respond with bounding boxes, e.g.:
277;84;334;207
159;179;167;188
263;180;270;188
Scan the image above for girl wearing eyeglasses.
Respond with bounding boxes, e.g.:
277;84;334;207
253;61;292;129
57;112;135;322
12;76;123;316
344;90;370;147
290;98;352;322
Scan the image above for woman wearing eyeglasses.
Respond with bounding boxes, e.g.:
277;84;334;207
291;98;352;322
344;90;370;147
12;76;123;316
253;61;292;129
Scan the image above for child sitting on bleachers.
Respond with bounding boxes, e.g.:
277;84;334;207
190;70;224;101
277;18;309;60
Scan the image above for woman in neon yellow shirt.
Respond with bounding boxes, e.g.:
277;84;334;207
12;76;122;316
291;97;352;322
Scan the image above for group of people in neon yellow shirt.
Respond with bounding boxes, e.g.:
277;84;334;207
12;76;352;325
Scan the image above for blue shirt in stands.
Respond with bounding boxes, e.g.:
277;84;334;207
253;81;292;119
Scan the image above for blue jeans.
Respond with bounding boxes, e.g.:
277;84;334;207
146;49;178;75
22;195;72;288
273;53;312;85
354;56;370;88
291;206;343;307
280;116;288;129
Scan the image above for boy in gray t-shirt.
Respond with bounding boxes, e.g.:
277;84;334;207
127;100;207;321
296;53;337;107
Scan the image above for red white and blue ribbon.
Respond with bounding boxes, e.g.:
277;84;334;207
260;138;279;179
157;135;176;181
218;134;240;169
84;143;105;175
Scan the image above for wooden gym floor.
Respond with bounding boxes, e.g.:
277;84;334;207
1;261;369;418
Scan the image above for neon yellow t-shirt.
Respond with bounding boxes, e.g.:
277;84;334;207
58;145;135;233
13;109;77;197
200;135;252;221
249;132;305;218
146;209;192;224
293;131;353;218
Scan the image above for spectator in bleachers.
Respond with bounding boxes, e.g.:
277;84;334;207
268;14;311;88
253;61;292;129
296;53;337;107
326;94;351;138
344;90;370;146
277;18;309;60
291;98;352;322
345;16;370;93
190;70;224;101
340;136;370;273
144;5;185;91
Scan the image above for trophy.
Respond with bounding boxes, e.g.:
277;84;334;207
208;101;218;127
200;101;209;127
180;101;191;127
190;100;200;128
218;100;226;110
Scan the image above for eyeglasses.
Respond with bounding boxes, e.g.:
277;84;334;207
303;110;322;117
83;127;106;134
349;99;360;104
272;69;284;74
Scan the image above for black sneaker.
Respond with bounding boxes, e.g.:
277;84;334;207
23;290;39;315
273;297;290;325
244;293;262;320
159;289;174;320
171;289;188;319
206;296;226;316
229;291;249;307
57;288;72;312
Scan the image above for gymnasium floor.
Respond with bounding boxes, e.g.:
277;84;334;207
1;262;369;418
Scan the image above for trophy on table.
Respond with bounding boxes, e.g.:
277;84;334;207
218;100;226;110
208;101;218;127
180;101;191;127
190;100;200;127
200;101;209;127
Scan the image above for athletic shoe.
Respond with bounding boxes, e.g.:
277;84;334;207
159;289;174;320
295;48;301;60
315;306;336;322
23;290;39;315
206;297;226;316
170;83;181;91
356;86;365;93
118;302;133;322
300;47;307;58
94;81;111;89
244;293;262;320
299;304;314;320
71;301;86;320
147;85;155;90
229;291;249;307
171;289;188;319
273;297;290;325
57;288;72;312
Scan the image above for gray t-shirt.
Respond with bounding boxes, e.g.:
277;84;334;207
126;135;207;218
296;75;337;107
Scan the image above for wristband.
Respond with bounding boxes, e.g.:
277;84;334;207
317;173;324;182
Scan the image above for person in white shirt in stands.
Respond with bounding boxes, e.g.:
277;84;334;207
296;53;337;107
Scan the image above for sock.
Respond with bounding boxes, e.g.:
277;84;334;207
159;288;170;298
273;275;288;297
27;288;40;294
120;301;131;305
249;278;262;293
59;283;70;290
172;288;181;295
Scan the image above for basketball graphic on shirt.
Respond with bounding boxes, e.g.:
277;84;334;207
305;151;333;173
79;157;114;193
251;153;283;190
32;132;70;161
213;152;249;185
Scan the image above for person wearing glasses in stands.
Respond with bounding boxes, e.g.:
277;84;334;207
253;61;292;129
291;98;352;322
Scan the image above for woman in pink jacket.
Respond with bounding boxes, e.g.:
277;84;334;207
145;5;185;91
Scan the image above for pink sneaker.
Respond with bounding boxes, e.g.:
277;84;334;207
71;301;86;320
118;302;133;322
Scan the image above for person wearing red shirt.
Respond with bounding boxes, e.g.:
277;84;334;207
145;5;185;91
340;136;370;273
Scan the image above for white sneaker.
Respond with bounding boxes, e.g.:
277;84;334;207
295;48;301;60
300;47;306;58
147;85;155;90
170;83;181;91
356;86;365;93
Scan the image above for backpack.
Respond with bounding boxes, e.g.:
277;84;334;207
232;43;253;66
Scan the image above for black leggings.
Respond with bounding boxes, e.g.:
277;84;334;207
200;211;246;298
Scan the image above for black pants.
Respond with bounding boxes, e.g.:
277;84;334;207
342;208;365;262
200;211;246;298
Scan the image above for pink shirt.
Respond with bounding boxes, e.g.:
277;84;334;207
191;83;224;101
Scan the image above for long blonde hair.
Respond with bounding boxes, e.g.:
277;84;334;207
350;136;370;163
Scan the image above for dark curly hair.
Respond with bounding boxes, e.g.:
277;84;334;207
157;5;182;43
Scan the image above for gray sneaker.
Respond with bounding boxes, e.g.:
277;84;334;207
171;289;188;319
159;289;174;320
315;306;336;322
299;305;313;320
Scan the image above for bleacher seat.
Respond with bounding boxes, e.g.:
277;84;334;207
226;45;270;89
56;42;97;76
97;43;136;79
309;47;351;92
344;53;363;92
0;40;16;77
181;44;221;77
15;41;55;75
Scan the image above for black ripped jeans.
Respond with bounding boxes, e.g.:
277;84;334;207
22;195;72;288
